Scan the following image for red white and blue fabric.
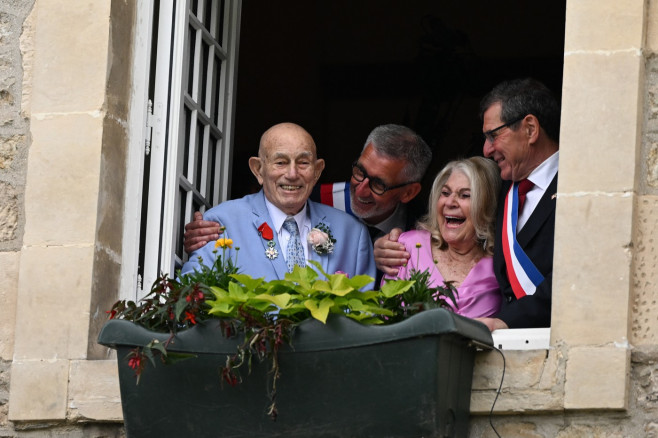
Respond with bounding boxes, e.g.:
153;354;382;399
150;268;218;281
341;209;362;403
501;181;545;299
318;182;352;216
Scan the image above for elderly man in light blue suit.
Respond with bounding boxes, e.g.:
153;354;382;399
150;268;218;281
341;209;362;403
180;122;375;282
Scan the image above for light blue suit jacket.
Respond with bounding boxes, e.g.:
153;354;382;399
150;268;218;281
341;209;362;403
180;190;376;283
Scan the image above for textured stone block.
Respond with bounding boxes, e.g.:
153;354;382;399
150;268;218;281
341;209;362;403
0;181;18;242
470;348;564;414
553;195;633;345
631;196;658;345
473;350;548;390
68;360;122;421
14;245;92;360
0;135;23;169
565;0;645;51
8;359;68;420
565;346;630;409
31;1;111;113
24;114;102;246
0;251;19;360
560;52;642;192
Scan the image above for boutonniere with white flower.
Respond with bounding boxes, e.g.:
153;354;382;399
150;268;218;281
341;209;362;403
257;222;279;260
307;222;336;255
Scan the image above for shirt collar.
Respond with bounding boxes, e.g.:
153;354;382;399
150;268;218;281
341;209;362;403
264;197;310;233
527;150;559;191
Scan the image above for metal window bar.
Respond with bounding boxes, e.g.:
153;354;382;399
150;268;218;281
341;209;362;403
135;0;238;295
173;0;230;272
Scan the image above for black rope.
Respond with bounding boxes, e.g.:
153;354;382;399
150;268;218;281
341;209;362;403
488;345;506;438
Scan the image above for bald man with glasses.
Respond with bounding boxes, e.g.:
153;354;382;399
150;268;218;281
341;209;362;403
184;124;433;252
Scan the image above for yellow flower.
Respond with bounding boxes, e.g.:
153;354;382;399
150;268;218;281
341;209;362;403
215;238;233;249
415;243;422;248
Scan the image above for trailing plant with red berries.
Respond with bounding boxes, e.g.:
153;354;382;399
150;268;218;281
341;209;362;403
107;239;239;382
106;231;455;419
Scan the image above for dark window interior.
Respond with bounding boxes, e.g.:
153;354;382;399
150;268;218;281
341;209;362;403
231;1;566;206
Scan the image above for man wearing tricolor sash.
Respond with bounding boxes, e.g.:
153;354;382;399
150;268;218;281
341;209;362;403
475;78;560;330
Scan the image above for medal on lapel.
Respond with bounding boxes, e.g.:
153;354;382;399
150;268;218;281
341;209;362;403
258;222;279;260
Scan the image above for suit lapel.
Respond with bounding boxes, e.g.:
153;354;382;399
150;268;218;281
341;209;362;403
250;191;289;280
517;174;558;246
308;201;330;273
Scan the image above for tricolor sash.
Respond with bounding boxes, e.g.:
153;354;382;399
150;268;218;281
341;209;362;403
502;182;545;298
318;182;353;216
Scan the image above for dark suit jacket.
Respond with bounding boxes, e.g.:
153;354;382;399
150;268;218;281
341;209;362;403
493;174;557;328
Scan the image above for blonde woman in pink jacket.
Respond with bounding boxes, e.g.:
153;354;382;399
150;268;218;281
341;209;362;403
383;156;502;319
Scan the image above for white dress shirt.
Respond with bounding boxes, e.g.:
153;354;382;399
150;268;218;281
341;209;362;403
518;151;559;231
264;198;311;261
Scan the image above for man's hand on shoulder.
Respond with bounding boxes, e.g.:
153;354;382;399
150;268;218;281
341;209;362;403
184;211;223;253
373;228;410;275
474;317;509;332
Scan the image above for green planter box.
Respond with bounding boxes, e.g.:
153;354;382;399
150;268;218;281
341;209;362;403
98;308;492;438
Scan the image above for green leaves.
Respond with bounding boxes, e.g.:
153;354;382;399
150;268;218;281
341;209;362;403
204;261;397;326
106;231;460;421
304;297;334;323
379;278;415;298
379;267;459;324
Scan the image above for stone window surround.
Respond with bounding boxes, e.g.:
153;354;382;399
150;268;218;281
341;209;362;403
470;0;648;414
6;0;647;424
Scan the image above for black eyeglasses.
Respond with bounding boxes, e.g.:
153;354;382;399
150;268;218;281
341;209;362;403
351;161;417;195
483;116;525;144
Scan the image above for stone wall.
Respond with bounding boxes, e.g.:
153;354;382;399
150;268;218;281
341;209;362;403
0;0;32;252
0;1;125;436
467;347;658;437
0;0;33;435
466;7;658;435
0;0;657;436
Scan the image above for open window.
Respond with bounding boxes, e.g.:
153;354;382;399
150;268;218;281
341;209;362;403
122;0;241;300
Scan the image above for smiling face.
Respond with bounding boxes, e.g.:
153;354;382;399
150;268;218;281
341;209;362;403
482;102;534;182
249;123;324;215
348;144;419;224
436;170;476;248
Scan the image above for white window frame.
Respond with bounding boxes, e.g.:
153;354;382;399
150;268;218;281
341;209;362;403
121;0;241;300
492;328;550;350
